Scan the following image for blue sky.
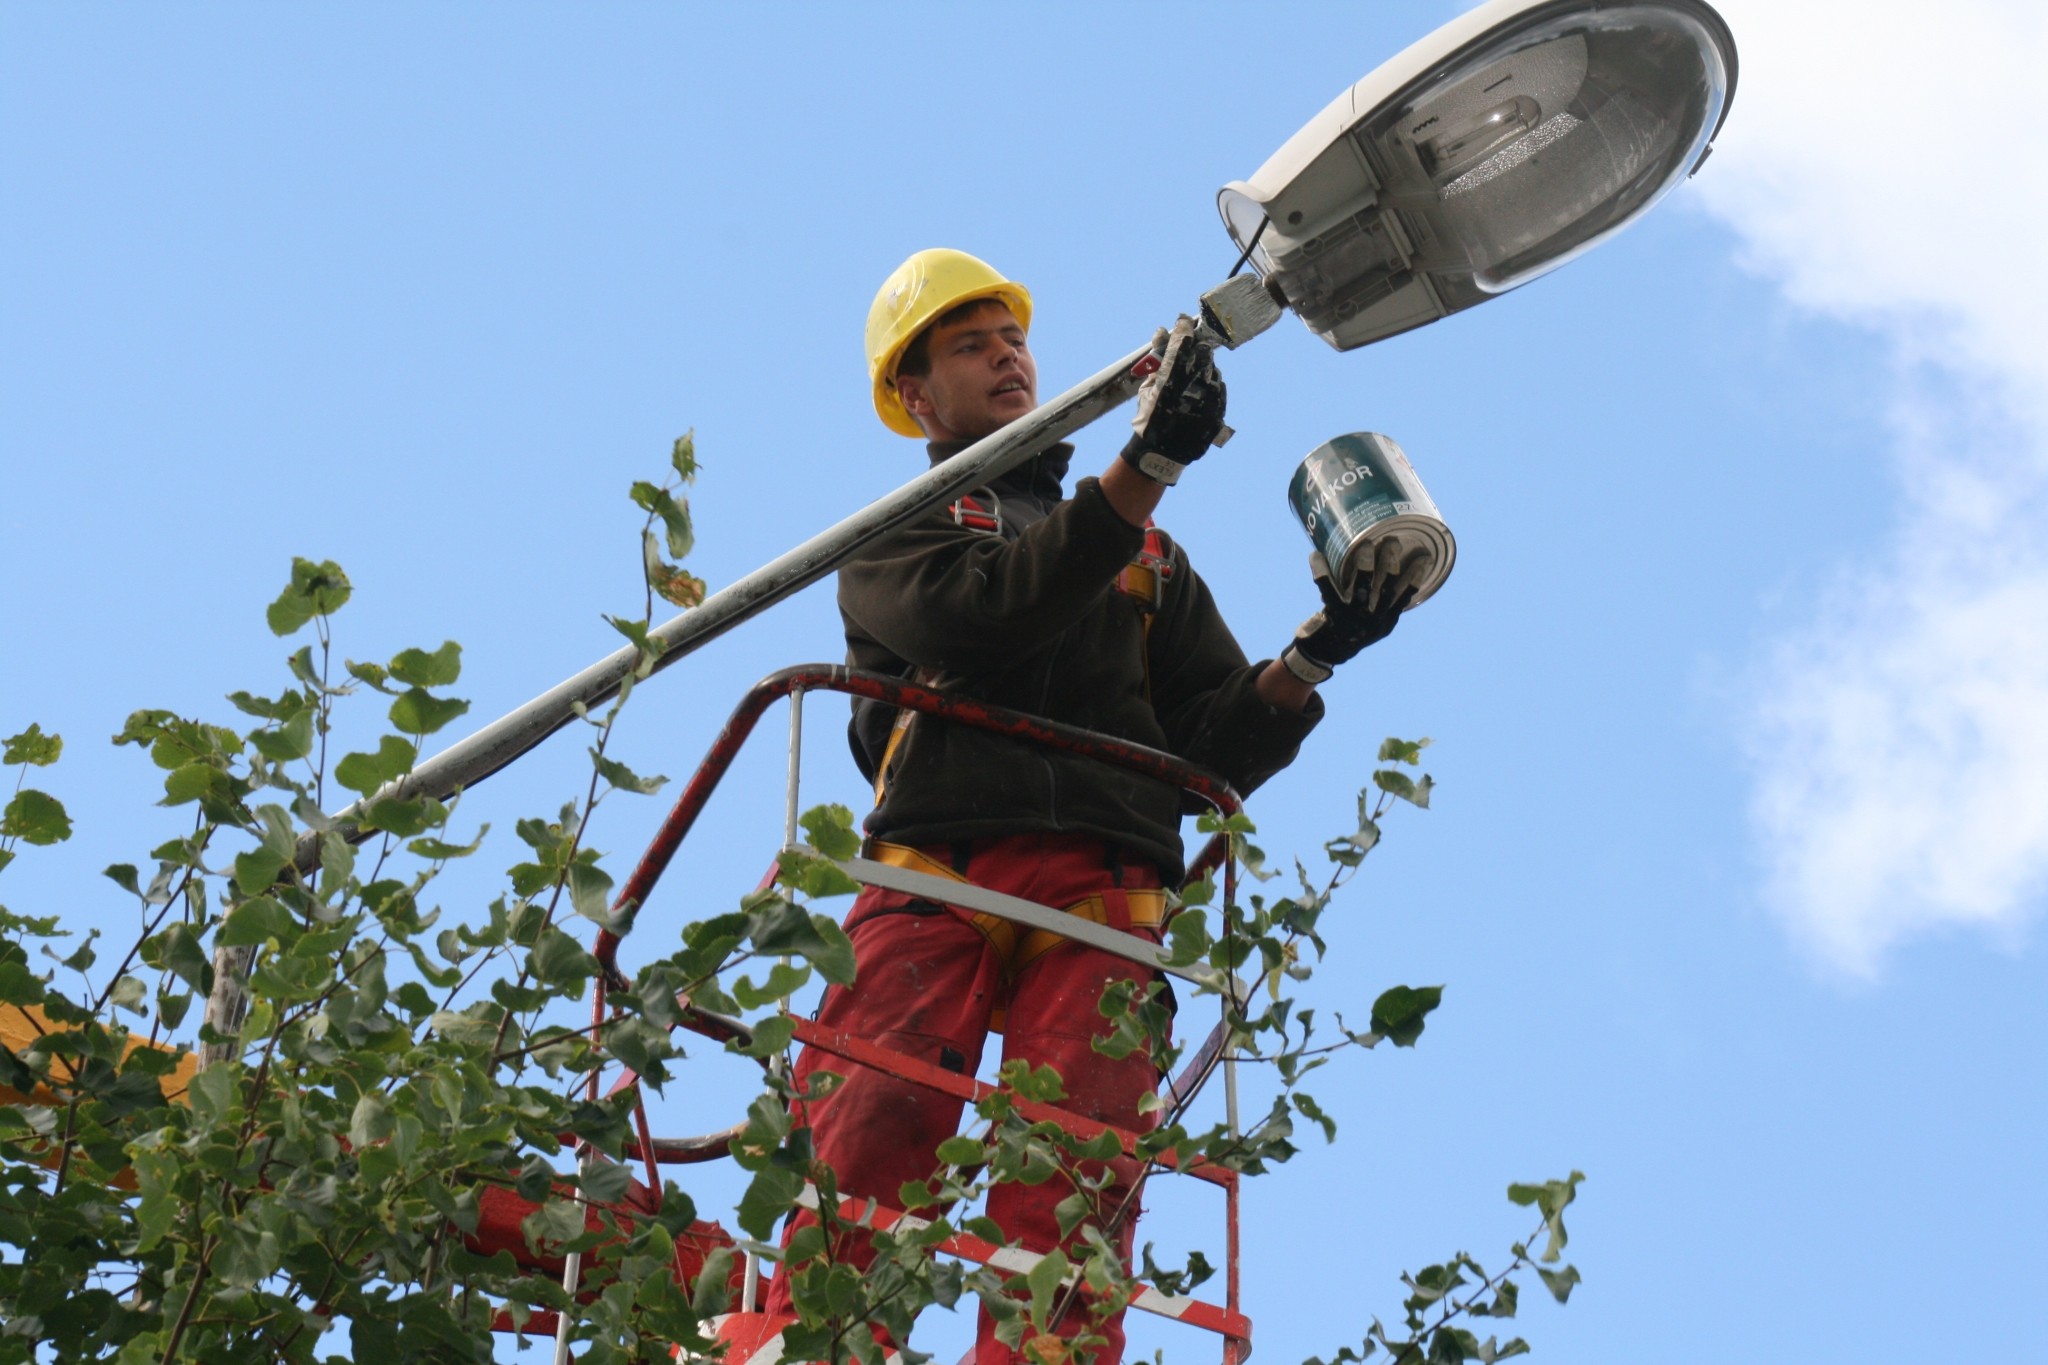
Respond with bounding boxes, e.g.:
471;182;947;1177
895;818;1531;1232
4;4;2043;1362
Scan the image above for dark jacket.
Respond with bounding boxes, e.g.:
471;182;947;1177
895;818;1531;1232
839;440;1322;883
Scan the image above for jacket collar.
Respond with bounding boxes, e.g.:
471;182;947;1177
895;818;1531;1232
926;440;1073;503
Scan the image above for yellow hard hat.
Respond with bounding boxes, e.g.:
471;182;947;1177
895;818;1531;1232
866;248;1033;437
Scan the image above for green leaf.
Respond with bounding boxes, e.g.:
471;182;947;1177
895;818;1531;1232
514;1154;557;1203
1325;813;1381;868
345;658;392;693
2;789;71;845
1377;736;1433;765
1163;908;1212;967
1053;1191;1093;1239
1535;1265;1580;1303
746;902;856;987
220;896;298;947
692;1247;736;1317
605;614;665;658
579;1159;633;1205
630;480;696;561
1474;1278;1520;1320
361;797;440;837
521;1198;587;1251
239;997;275;1043
936;1136;985;1166
213;1223;284;1289
775;847;862;899
227;688;299;721
431;1008;498;1046
286;645;321;687
1369;984;1443;1048
738;1012;796;1059
1318;822;1384;863
593;750;667;796
186;1064;235;1124
58;927;99;971
265;557;352;636
732;961;810;1011
247;708;315;763
150;924;211;995
389;640;463;687
2;955;49;1002
233;847;288;896
388;688;470;737
670;431;698;484
531;927;596;988
3;724;62;767
1363;770;1435;810
1025;1247;1071;1328
566;862;617;926
108;974;147;1014
161;761;221;807
333;735;418;797
735;1165;804;1241
1372;769;1424;807
799;804;862;861
1507;1171;1584;1263
1293;1091;1338;1143
407;824;488;861
1505;1172;1581;1220
350;1091;393;1148
999;1059;1066;1104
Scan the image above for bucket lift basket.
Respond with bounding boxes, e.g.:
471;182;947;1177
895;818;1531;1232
493;665;1257;1363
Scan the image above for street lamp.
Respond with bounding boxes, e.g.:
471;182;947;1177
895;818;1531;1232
1219;0;1737;351
332;0;1741;837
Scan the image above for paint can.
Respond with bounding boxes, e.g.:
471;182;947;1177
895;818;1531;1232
1286;432;1456;609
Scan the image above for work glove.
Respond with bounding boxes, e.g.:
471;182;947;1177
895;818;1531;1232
1279;544;1431;684
1120;316;1230;485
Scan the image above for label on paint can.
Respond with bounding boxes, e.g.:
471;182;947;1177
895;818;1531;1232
1286;432;1456;609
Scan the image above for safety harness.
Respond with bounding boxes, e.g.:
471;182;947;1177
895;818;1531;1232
1116;516;1173;703
861;488;1177;1019
863;838;1167;983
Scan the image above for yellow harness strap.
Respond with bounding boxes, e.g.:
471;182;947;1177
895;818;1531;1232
871;663;942;807
1115;520;1171;703
872;707;914;807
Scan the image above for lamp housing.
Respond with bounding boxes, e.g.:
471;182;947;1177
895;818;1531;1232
1220;0;1736;351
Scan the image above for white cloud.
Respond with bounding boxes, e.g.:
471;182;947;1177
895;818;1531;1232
1691;0;2048;972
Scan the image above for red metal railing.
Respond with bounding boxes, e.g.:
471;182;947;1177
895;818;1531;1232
594;665;1242;983
509;666;1251;1360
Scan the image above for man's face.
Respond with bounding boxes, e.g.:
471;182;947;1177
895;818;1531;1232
896;302;1037;443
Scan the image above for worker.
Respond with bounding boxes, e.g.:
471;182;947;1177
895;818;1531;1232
755;249;1415;1363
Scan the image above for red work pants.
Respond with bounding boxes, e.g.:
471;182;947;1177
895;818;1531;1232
762;832;1166;1364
